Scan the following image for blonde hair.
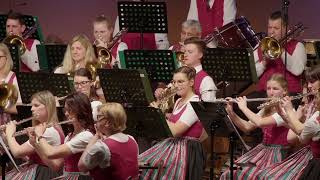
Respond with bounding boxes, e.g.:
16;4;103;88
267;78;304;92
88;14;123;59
0;43;13;76
98;103;127;133
267;73;288;93
93;15;113;30
61;34;96;73
31;90;59;126
263;73;288;117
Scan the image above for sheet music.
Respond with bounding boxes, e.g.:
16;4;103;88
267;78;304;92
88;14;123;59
0;136;20;172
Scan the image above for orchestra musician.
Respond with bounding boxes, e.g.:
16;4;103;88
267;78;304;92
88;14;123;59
5;11;41;72
4;90;65;179
254;11;307;95
256;65;320;179
142;66;207;179
92;15;128;69
78;102;139;180
169;19;202;52
31;92;95;179
54;34;96;75
220;74;293;179
0;43;22;125
155;37;217;102
187;0;237;38
73;68;104;119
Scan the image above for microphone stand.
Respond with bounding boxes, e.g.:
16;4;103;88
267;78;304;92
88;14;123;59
282;0;290;79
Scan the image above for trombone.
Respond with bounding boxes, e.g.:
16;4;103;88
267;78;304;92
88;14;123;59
260;23;305;60
3;24;38;55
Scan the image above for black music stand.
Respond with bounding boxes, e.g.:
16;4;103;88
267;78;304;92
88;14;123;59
124;106;172;152
0;136;20;180
118;1;168;49
202;48;257;97
119;50;178;85
97;69;154;107
0;14;44;42
16;72;72;104
5;44;20;72
191;102;250;180
36;44;67;72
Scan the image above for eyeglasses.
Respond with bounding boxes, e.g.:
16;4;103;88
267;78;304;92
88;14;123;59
74;81;91;87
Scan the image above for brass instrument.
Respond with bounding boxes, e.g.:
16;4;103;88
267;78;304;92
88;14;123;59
88;28;128;88
3;25;38;55
175;51;185;66
13;119;74;137
260;23;305;60
158;86;179;113
257;90;316;110
0;82;18;110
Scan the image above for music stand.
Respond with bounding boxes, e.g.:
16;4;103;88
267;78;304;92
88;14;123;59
5;44;20;72
191;102;250;180
36;44;67;72
202;48;257;97
0;14;44;42
118;1;168;49
119;50;178;85
124;106;172;152
16;72;71;104
0;136;20;179
97;69;154;107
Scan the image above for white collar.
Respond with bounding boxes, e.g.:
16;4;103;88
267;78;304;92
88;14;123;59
194;64;203;73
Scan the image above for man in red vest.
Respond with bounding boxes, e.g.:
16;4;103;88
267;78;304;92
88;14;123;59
254;11;307;94
5;12;40;72
187;0;237;38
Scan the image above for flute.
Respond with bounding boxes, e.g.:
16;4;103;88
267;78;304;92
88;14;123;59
0;116;34;131
213;97;274;103
13;119;73;137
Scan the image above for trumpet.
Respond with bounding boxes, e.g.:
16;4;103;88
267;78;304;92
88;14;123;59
88;28;128;88
257;91;317;110
260;23;305;60
0;116;34;131
13;119;74;137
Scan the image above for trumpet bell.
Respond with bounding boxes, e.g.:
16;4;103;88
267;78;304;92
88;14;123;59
0;83;18;110
96;47;111;65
